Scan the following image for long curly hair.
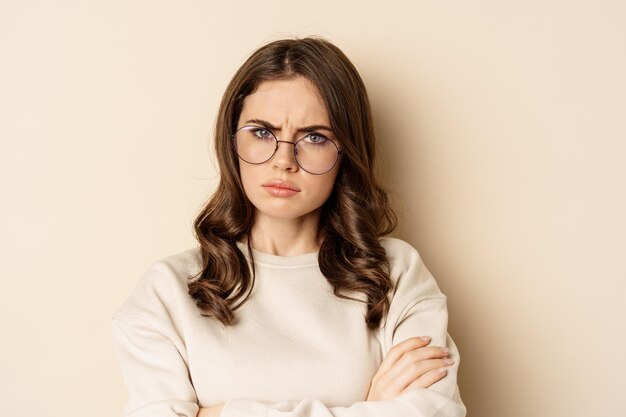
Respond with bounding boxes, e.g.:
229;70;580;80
188;36;397;330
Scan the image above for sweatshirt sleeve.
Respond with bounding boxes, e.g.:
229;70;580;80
219;239;466;417
112;314;200;417
111;260;201;417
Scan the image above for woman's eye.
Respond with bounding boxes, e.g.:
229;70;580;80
253;128;272;139
305;133;328;144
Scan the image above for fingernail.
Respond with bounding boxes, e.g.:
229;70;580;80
440;347;449;354
439;368;448;374
443;358;454;365
419;336;431;342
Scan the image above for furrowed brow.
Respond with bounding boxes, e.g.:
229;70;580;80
245;119;333;134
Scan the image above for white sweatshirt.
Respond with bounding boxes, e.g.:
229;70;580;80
111;237;466;417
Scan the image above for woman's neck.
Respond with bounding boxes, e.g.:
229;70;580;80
249;210;321;256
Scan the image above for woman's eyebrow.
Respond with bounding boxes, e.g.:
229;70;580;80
244;119;334;133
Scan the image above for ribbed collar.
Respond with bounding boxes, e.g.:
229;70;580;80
236;241;319;268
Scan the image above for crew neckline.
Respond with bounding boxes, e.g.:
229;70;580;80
236;241;319;267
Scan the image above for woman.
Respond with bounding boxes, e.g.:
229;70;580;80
112;37;466;417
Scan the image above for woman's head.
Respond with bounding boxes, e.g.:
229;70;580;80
211;37;386;236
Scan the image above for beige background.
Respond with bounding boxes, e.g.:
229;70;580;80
1;1;625;416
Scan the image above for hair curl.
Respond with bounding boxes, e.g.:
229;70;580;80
188;36;397;330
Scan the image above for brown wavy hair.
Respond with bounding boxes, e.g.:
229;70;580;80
188;36;397;330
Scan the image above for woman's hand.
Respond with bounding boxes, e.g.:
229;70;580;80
366;336;453;401
197;403;225;417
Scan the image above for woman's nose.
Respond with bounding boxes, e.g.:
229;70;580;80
272;140;299;172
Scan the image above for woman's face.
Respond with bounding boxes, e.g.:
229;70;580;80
235;76;341;224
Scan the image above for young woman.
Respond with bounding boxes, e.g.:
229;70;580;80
112;37;466;417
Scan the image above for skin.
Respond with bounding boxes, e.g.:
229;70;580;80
197;76;451;417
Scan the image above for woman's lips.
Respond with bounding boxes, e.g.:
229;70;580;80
262;179;300;197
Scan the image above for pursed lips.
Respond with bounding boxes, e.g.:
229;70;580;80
262;179;301;192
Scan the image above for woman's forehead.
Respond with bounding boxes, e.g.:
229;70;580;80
240;77;330;127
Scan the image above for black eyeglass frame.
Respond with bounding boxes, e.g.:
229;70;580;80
231;125;344;175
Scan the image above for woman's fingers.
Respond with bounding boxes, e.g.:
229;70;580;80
367;336;453;401
373;336;432;378
400;367;449;395
384;346;451;382
378;357;453;392
400;357;453;387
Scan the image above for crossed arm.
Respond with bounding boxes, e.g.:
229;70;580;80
112;296;465;417
197;335;453;417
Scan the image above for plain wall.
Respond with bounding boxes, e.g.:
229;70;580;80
1;1;625;416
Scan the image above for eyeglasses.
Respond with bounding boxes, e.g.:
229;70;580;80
232;125;343;175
